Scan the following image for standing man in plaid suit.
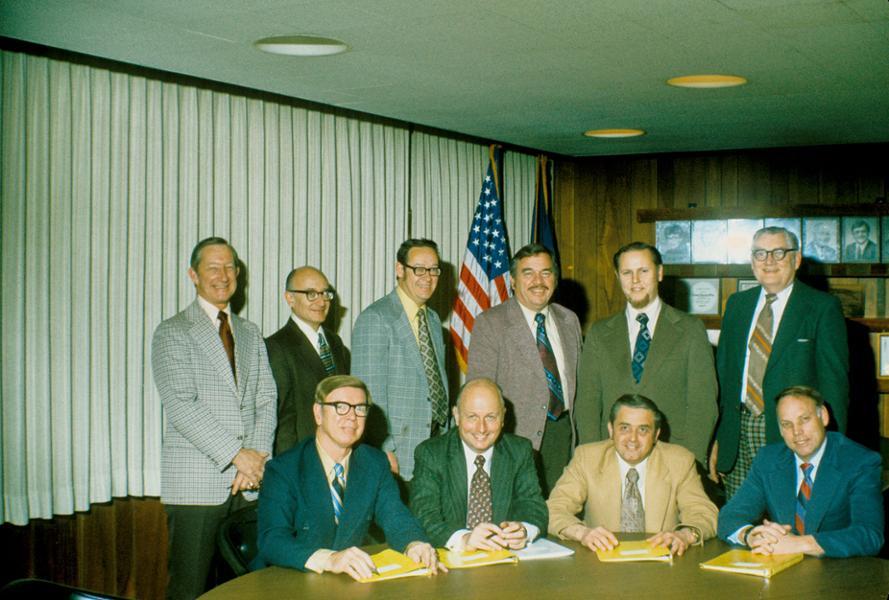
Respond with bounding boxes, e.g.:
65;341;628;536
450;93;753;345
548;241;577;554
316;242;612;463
352;239;450;482
152;237;277;600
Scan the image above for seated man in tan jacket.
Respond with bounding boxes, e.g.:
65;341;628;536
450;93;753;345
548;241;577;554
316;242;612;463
548;394;717;556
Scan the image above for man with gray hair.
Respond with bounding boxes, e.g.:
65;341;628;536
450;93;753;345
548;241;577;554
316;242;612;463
710;227;849;499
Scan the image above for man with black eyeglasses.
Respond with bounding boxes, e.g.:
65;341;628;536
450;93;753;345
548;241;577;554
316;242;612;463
352;239;450;482
254;375;444;578
266;266;350;455
710;227;849;499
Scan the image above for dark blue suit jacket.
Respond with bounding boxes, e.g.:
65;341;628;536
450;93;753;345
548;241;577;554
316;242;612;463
717;432;884;557
253;436;427;570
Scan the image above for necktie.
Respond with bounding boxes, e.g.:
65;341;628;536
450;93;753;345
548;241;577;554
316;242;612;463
535;313;564;420
745;293;777;415
417;309;448;428
795;462;813;534
218;311;236;381
330;463;346;525
466;455;493;528
318;332;336;375
631;313;651;384
620;468;645;533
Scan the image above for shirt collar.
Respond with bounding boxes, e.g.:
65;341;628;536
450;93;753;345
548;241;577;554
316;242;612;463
291;313;323;341
196;294;230;324
625;295;661;322
395;284;423;323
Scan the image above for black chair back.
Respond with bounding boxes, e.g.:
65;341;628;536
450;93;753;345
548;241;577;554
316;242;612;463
216;502;259;576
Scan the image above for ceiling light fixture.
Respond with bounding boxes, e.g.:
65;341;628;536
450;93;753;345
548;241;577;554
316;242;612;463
584;128;646;138
254;35;349;57
667;74;747;88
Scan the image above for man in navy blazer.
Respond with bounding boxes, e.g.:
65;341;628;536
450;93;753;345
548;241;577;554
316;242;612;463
718;386;883;558
710;226;848;498
254;375;444;580
410;378;548;550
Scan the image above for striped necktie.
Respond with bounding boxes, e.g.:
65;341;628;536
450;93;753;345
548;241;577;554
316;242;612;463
745;293;777;415
535;313;564;420
795;462;813;534
631;313;650;384
330;463;346;525
318;332;336;375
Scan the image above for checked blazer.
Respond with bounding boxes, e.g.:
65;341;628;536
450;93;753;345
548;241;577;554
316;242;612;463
152;299;277;505
351;289;449;480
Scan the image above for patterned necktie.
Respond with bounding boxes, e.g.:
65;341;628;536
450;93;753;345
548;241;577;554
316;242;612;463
631;313;651;384
417;309;448;427
318;332;336;375
795;462;813;534
217;311;236;381
745;293;777;415
466;455;493;528
535;313;564;420
620;467;645;533
330;463;346;525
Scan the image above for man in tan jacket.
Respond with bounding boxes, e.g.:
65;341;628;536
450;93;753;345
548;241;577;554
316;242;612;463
548;394;717;556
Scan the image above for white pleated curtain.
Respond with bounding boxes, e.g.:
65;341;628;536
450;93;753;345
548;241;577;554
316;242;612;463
0;49;534;525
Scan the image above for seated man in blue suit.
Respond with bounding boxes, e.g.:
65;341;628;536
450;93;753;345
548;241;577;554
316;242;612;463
254;375;445;580
410;378;548;550
718;385;883;558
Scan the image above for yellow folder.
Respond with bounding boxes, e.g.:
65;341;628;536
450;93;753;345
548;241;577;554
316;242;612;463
699;549;804;579
357;548;430;583
595;540;672;563
436;548;518;569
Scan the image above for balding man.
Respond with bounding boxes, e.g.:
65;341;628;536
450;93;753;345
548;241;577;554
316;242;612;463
266;266;350;455
410;378;548;550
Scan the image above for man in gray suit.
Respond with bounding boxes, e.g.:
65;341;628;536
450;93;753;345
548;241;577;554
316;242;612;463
266;266;350;455
351;239;449;481
467;244;582;494
575;241;717;466
152;237;277;600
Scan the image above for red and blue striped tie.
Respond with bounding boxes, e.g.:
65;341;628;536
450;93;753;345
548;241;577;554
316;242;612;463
795;462;813;534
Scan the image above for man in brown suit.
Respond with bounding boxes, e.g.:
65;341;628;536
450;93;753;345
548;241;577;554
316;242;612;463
266;266;350;455
548;394;717;556
467;243;582;494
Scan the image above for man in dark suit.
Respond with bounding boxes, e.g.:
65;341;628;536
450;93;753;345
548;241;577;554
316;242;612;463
151;237;276;600
467;244;582;495
575;241;717;466
718;386;883;558
266;266;350;455
351;239;449;481
410;378;548;550
710;226;849;499
254;375;444;579
843;219;878;262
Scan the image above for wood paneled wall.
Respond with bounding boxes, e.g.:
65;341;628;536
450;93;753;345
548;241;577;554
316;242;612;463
555;143;889;328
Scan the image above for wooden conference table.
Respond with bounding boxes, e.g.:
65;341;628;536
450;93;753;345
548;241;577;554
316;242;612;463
200;538;889;600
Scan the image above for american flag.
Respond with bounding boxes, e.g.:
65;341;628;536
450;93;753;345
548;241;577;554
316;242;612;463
450;145;512;372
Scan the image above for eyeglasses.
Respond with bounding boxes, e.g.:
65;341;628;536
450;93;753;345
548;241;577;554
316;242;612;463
403;264;441;277
288;288;335;301
318;401;371;417
751;248;797;262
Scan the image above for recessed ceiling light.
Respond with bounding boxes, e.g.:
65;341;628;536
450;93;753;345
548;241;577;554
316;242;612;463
254;35;349;57
667;74;747;88
583;128;646;138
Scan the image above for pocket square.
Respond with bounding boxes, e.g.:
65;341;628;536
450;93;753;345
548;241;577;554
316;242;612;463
796;338;812;343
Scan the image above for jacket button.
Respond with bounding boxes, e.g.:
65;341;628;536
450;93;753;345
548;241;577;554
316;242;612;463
536;431;543;437
236;435;244;441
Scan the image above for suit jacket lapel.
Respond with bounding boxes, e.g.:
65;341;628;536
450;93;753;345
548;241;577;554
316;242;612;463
506;299;542;375
597;448;623;529
643;306;680;385
644;446;671;531
447;434;469;523
603;313;633;380
491;439;512;522
768;284;807;373
303;442;338;544
389;291;424;374
767;448;798;524
804;438;840;532
334;447;373;547
551;306;578;400
186;301;239;397
231;314;250;397
286;319;327;378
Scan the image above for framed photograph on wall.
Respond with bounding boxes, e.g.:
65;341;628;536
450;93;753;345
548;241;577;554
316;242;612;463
842;216;879;263
881;216;889;264
691;220;727;264
656;220;691;264
764;217;802;246
726;219;763;263
880;334;889;378
737;279;759;292
802;217;840;264
677;278;721;315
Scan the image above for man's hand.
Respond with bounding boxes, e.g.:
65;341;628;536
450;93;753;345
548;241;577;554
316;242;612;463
405;541;447;575
463;523;507;551
576;526;619;552
647;530;694;556
385;451;399;475
327;547;377;581
232;448;269;486
747;519;791;554
499;521;529;550
707;442;721;483
231;471;255;495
